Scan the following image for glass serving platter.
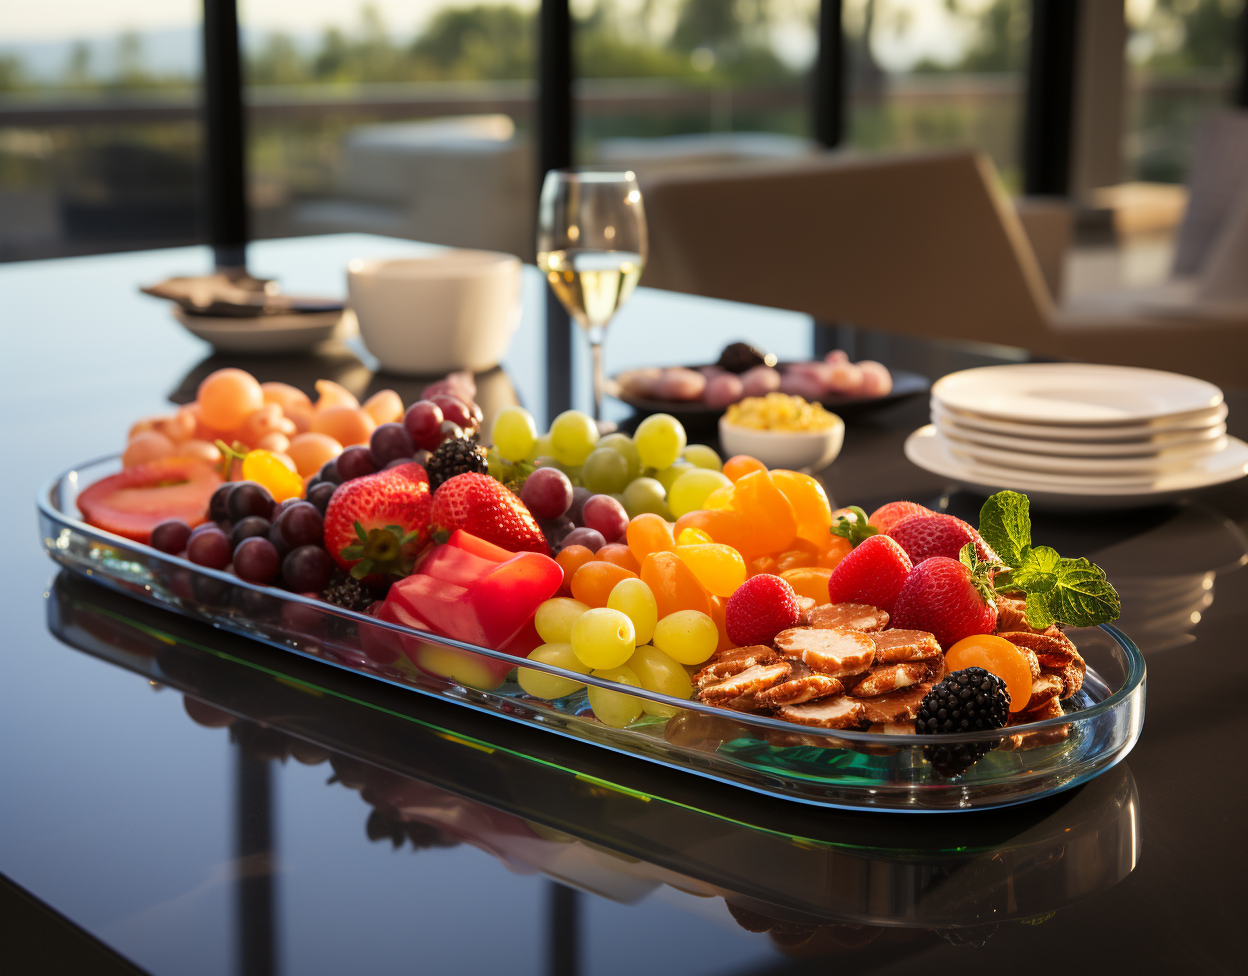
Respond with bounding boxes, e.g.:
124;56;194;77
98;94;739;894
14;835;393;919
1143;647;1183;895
38;456;1147;812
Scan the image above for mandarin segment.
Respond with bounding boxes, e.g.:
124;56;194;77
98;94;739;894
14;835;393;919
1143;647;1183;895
626;512;675;564
640;550;713;619
722;455;767;482
769;470;833;546
674;543;746;597
946;634;1035;713
780;567;835;605
571;561;639;608
731;470;797;553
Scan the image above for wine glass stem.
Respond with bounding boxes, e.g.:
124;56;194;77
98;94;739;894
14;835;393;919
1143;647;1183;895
589;333;605;422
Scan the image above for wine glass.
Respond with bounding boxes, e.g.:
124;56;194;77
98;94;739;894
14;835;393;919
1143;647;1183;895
537;169;647;422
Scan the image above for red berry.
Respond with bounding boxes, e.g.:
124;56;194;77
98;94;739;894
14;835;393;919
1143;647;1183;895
886;513;997;564
323;462;432;582
431;472;548;554
868;500;933;534
826;535;912;612
892;556;998;649
725;574;801;646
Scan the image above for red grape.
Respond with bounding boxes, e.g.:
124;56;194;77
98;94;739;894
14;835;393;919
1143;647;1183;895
566;487;593;527
520;467;573;520
337;445;378;482
430;395;474;430
369;422;414;465
231;516;271;548
151;520;191;554
307;481;336;514
282;545;333;591
562;527;606;552
209;483;234;522
234;536;280;584
582;494;628;543
227;481;275;521
187;528;231;569
403;400;444;450
277;501;324;548
318;458;343;485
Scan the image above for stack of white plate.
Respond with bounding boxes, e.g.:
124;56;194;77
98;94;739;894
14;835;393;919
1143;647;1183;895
904;363;1248;508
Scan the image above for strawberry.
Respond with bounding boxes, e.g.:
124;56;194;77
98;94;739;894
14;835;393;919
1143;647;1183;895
826;535;913;612
887;513;998;564
323;462;432;581
868;500;934;533
891;556;997;649
430;472;547;554
725;574;801;646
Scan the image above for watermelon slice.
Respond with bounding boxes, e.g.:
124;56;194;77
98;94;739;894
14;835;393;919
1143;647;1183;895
77;459;222;544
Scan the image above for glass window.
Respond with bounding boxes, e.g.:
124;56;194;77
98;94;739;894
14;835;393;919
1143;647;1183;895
572;0;821;176
0;1;202;260
844;0;1030;189
240;1;539;257
1125;0;1245;183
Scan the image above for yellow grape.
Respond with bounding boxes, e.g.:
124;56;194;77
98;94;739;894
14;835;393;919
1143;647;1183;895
571;607;635;669
535;597;591;644
518;643;591;700
627;645;693;717
588;666;644;727
606;577;658;645
652;610;719;665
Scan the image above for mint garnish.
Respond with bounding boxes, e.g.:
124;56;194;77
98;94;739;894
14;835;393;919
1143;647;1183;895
978;491;1120;629
830;506;879;547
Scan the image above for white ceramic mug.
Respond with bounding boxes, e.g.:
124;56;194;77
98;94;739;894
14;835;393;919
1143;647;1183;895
347;250;522;375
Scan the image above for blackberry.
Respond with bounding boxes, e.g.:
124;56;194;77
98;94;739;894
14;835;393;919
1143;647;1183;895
715;341;771;373
426;433;487;490
916;667;1010;778
322;573;373;613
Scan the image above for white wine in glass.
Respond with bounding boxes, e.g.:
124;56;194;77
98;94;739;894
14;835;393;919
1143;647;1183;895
537;170;647;422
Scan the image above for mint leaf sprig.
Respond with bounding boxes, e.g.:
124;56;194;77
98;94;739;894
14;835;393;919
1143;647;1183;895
978;491;1121;630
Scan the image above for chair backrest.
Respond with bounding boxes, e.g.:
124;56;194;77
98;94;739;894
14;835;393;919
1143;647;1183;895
640;149;1054;348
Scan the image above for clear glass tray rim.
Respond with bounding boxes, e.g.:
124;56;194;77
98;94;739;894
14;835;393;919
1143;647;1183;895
38;455;1147;748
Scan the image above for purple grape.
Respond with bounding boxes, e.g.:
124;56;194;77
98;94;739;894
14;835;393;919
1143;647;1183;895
403;400;444;451
307;481;336;514
337;445;378;482
566;487;593;527
539;517;576;549
190;521;220;540
187;528;231;569
272;498;300;521
282;545;334;592
151;519;191;554
431;394;473;430
277;502;324;548
369;422;415;466
581;494;629;544
318;458;343;485
231;516;271;549
209;483;234;522
268;521;291;558
520;467;573;520
227;481;275;522
234;536;280;584
562;527;606;552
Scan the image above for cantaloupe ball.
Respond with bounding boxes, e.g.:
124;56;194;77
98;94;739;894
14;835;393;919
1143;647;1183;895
261;381;313;416
127;415;168;440
163;406;197;443
123;431;175;468
287;432;343;477
198;368;264;430
363;389;404;425
311;406;375;446
314;379;358;412
256;431;291;454
172;439;222;463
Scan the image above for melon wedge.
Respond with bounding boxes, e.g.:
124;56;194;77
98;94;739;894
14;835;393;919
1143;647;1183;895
78;459;222;544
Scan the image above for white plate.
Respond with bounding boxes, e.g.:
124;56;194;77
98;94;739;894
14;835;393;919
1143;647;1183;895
904;425;1248;509
934;415;1229;457
932;363;1223;426
175;306;351;354
931;401;1229;441
941;432;1230;475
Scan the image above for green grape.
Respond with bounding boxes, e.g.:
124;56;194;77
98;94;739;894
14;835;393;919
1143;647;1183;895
653;460;693;494
597;432;641;482
668;468;733;518
526;432;554;462
571;607;636;669
606;577;658;645
588;666;645;727
486;447;513;482
621;477;673;520
627;645;693;717
492;406;538;462
535;597;591;644
652;610;718;665
634;413;686;469
681;444;722;471
550;410;600;466
582;447;630;494
518;643;591;700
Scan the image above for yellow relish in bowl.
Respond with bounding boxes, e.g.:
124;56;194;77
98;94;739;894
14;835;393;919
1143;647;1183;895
723;393;840;433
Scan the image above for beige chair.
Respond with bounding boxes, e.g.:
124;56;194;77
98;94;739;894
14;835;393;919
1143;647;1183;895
639;150;1248;388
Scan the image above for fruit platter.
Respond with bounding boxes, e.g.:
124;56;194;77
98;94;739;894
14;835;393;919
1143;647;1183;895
38;368;1144;811
610;343;930;425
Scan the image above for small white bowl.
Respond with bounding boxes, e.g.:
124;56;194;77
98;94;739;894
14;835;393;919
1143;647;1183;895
718;415;845;471
348;250;522;375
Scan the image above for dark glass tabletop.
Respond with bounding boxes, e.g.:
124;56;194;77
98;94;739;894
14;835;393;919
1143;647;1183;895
2;235;1245;975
